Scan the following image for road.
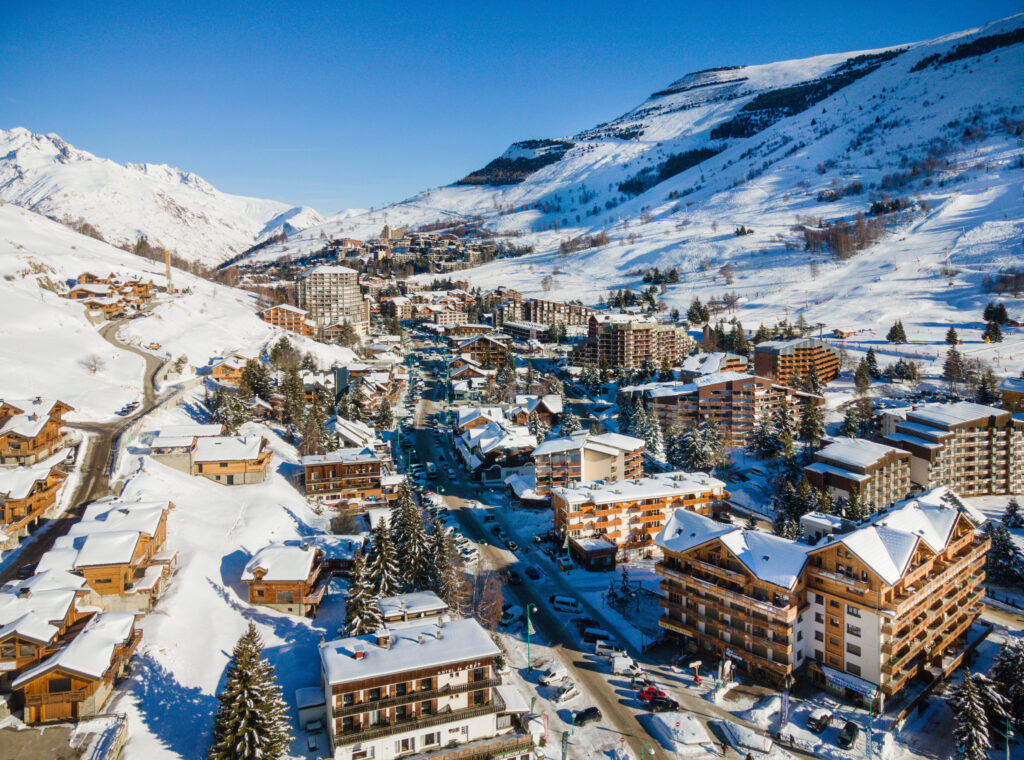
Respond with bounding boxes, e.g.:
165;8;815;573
0;313;168;584
407;349;830;760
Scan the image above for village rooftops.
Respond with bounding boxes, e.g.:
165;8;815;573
377;591;448;619
0;611;58;647
299;264;359;278
13;612;137;688
552;471;725;506
812;437;906;470
655;509;809;589
193;436;265;463
0;451;67;498
905;401;1012;428
69;500;167;539
320;617;498;686
300;446;379;466
242;544;319;583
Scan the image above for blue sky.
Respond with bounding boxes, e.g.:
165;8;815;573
3;1;1019;214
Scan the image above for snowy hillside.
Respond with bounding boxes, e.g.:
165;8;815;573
0;204;352;420
0;128;323;266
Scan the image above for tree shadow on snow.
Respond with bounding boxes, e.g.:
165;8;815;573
129;652;218;759
206;576;329;644
218;548;251;601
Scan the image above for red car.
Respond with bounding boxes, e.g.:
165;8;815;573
637;686;667;703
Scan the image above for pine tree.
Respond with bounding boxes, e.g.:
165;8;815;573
299;393;328;456
745;511;758;530
1003;499;1024;529
375;401;395;431
269;336;296;370
645;411;665;461
817;487;834;516
344;551;382;635
854;358;872;393
348;384;368;423
561;411;581;436
438;533;467;614
990;638;1024;729
280;366;305;428
658;356;674;382
368;522;400;598
639;356;657;383
845;487;866;521
750;409;780;459
945;326;960;346
208;623;291;760
803;365;823;395
944;347;966;386
527;412;550;443
984;321;1004;343
732;322;750;356
976;368;1001;405
949;672;1003;760
865;348;880;379
886;320;907;344
335;394;352;422
687;297;709;325
994;302;1009;325
773;405;795;460
984;302;997;323
546;375;566;404
799;396;825;445
984;523;1022;584
240;359;273;402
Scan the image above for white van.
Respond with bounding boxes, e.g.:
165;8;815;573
594;640;626;658
549;595;582;615
500;606;524;626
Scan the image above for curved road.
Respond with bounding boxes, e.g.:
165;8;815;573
0;314;168;584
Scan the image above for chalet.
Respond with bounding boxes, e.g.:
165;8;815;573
39;498;176;612
192;436;274;485
208;354;250;387
302;447;383;503
999;376;1024;412
242;543;328;617
0;451;68;542
0;585;89;686
454;407;506;434
14;612;141;723
0;397;72;466
78;296;124;318
509;394;563;428
67;283;114;300
259;303;315;336
457;334;511;369
75;272;116;285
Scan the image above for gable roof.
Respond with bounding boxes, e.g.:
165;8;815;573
13;612;137;687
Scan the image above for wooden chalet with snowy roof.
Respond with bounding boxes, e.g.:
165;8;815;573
13;611;141;723
208;353;250;387
0;451;68;542
0;397;72;466
0;582;91;686
241;543;328;617
259;303;315;336
301;447;383;503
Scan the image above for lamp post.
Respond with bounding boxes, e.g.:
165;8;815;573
526;603;537;672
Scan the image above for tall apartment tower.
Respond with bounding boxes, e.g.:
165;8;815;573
297;265;369;332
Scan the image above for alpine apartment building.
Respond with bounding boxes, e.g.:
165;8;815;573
655;487;987;705
804;438;912;510
297;265;369;332
622;373;823;449
881;401;1024;496
551;471;727;563
301;447;384;504
532;431;644;497
319;612;533;760
571;315;695;370
753;337;841;385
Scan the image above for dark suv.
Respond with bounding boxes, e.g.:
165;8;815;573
648;696;679;713
574;707;602;726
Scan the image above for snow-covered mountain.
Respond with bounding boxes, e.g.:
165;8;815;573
245;13;1024;289
0;127;323;265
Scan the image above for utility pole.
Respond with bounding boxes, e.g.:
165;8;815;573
526;603;537;672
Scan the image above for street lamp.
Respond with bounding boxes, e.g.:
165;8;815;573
526;603;537;672
639;742;655;760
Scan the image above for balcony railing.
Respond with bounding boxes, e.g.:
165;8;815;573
335;696;504;744
26;688;88;706
332;677;502;718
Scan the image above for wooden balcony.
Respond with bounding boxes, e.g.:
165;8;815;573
335;695;504;744
658;563;795;622
26;688;88;706
333;677;502;718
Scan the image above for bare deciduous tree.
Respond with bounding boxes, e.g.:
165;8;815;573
83;354;106;375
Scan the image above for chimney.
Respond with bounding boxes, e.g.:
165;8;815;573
375;628;392;649
352;646;366;660
417;633;424;645
434;623;443;640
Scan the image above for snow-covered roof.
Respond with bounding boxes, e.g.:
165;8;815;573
0;450;66;498
803;462;871;483
320;618;499;685
811;487;968;585
814;437;906;470
755;337;837;355
377;591;447;619
192;435;265;462
330;417;377;447
3;568;86;595
13;612;137;687
907;401;1008;429
456;407;506;429
553;471;725;506
300;446;379;466
71;499;167;539
655;510;807;589
513;394;564;416
504;472;542;501
72;531;142;568
242;544;318;583
0;396;64;439
0;612;58;646
532;431;643;458
0;587;77;643
157;424;223;438
150;435;196;450
999;377;1024;393
680;352;746;375
261;303;307;315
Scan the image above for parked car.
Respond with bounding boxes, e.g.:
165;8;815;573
807;708;833;734
647;696;679;713
539;667;568;686
483;514;498;523
499;605;523;626
506;540;519;552
525;566;541;580
637;686;667;703
506;569;523;586
574;707;602;726
554;682;580;704
14;562;37;580
838;720;860;749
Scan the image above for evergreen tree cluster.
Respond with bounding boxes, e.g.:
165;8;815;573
206;385;253;435
748;406;795;461
885;320;908;344
621;397;664;460
948;671;1009;760
666;417;721;472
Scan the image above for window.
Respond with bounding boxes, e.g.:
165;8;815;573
829;655;840;666
815;613;824;624
797;631;803;641
277;590;294;604
847;625;861;637
829;600;840;609
18;645;33;658
830;617;840;628
472;667;485;682
829;637;840;647
815;594;824;605
423;732;441;747
395;738;415;754
49;677;72;694
814;631;823;642
846;663;862;676
846;605;861;618
847;643;862;656
369;687;382;701
395;682;408;697
0;645;15;659
342;692;355;706
472;690;486;706
420;677;433;691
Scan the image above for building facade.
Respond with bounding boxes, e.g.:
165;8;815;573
302;447;384;503
572;315;695;370
259;303;315;336
753;337;841;385
0;397;72;466
531;431;644;496
297;265;369;332
242;543;328;617
881;401;1024;496
803;438;912;510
